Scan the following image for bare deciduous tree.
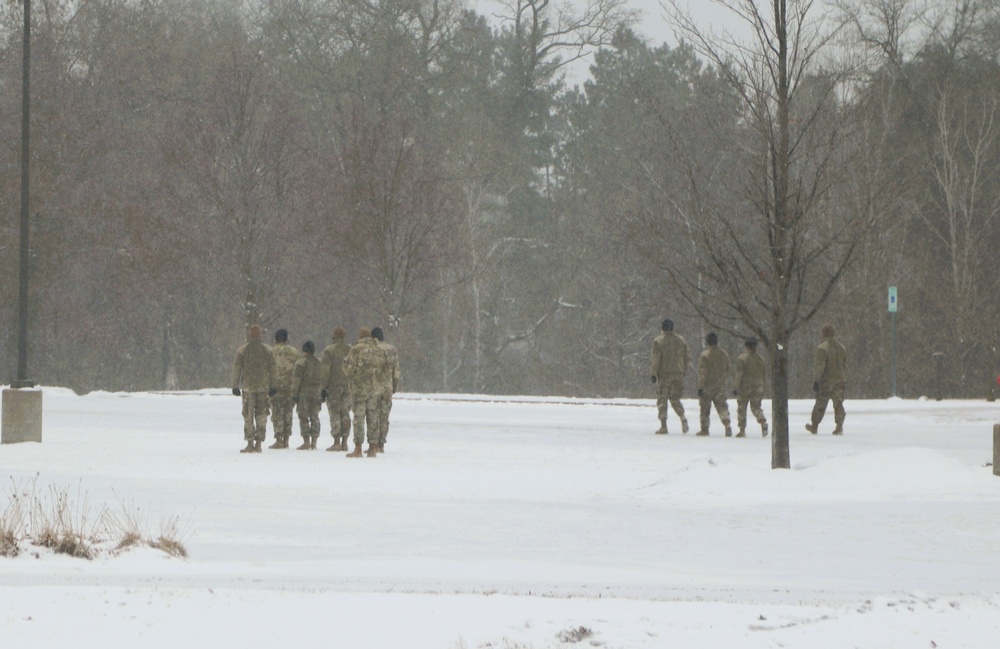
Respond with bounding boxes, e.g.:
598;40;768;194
919;70;1000;387
831;0;929;72
334;110;463;330
163;21;301;329
657;0;886;468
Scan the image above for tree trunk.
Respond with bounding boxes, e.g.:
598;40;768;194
771;0;792;470
472;276;483;392
440;274;453;391
770;333;791;469
162;316;180;391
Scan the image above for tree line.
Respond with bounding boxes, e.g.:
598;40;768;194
1;0;998;406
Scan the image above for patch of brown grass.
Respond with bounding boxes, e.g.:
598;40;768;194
54;534;94;560
150;536;188;558
0;530;18;558
1;477;189;561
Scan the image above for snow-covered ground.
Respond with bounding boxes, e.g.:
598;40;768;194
2;388;1000;647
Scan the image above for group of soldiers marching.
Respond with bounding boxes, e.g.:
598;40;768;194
231;325;400;457
651;319;847;437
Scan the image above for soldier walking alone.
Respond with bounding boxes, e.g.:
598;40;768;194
650;319;690;435
733;338;768;438
696;332;733;437
231;324;276;454
806;324;848;435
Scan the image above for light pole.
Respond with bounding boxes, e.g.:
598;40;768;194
14;0;32;389
2;0;42;444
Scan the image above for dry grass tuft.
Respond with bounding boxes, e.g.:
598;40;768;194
1;476;188;561
557;626;593;643
54;535;94;560
115;532;143;551
150;536;188;558
0;529;18;558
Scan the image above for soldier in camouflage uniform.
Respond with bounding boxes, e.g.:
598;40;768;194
650;319;690;434
320;327;352;452
733;338;768;438
343;328;388;458
371;327;400;453
696;332;733;437
269;328;301;449
806;324;848;435
231;324;276;453
292;340;324;450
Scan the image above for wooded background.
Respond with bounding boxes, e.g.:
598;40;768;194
1;0;998;399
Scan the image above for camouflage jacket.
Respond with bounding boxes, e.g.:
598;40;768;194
377;340;401;393
343;337;389;396
321;339;351;392
272;342;302;395
814;337;848;388
292;354;323;398
734;350;766;392
651;331;689;378
697;345;731;396
231;338;276;392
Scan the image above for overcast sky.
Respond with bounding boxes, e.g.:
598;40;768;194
475;0;752;48
632;0;751;47
474;0;753;83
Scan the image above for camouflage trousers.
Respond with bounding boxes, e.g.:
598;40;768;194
374;388;393;445
811;382;846;428
351;391;381;446
656;374;686;423
296;391;322;439
270;393;295;440
699;391;731;432
326;387;351;440
242;390;270;442
736;387;767;430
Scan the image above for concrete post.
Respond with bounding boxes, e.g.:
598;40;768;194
994;424;1000;477
1;388;42;444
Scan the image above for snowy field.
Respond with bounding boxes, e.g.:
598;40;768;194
2;388;1000;648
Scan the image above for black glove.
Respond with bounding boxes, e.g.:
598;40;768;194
232;388;241;397
697;389;704;398
733;389;738;397
321;389;328;402
268;387;277;397
813;382;820;392
651;375;657;384
292;396;299;404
